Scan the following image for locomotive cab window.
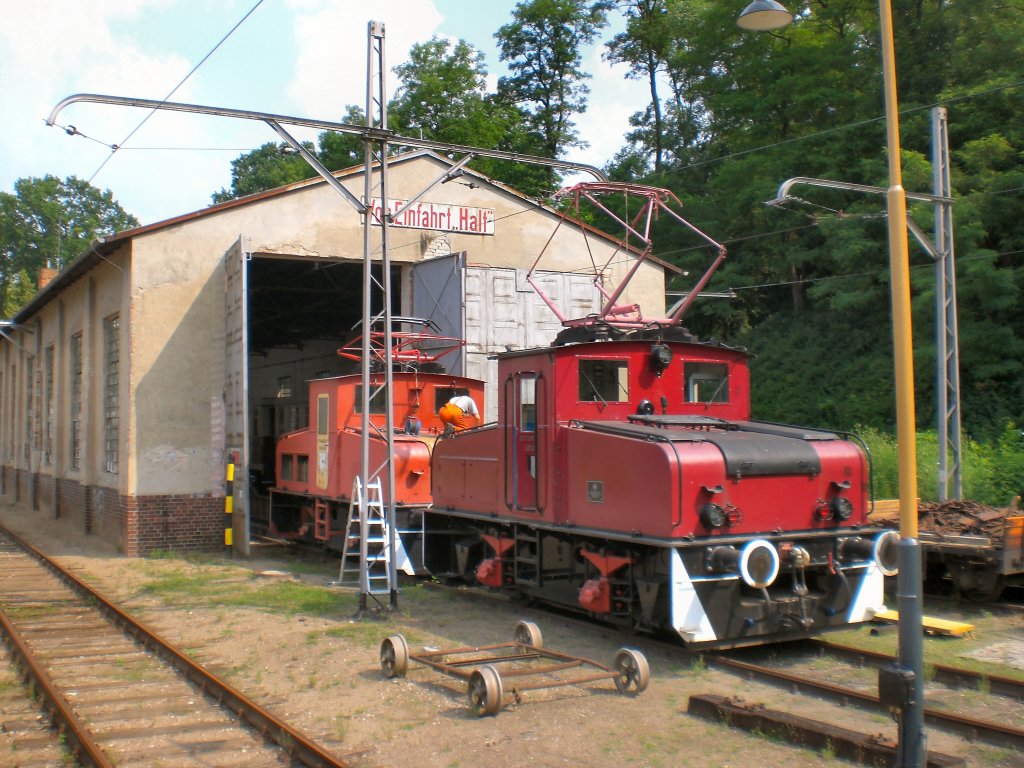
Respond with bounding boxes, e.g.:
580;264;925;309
434;386;471;414
519;376;536;432
685;363;729;404
354;385;387;414
281;454;293;480
578;359;629;403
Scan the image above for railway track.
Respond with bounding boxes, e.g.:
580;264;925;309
426;582;1024;752
0;523;350;768
702;645;1024;751
809;638;1024;701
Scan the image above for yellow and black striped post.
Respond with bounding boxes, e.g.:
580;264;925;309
224;459;234;553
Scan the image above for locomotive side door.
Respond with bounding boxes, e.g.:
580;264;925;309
505;372;542;512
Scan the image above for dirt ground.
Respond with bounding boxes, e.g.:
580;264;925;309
1;500;1021;768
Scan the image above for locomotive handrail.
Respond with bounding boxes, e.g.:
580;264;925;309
832;428;877;517
503;373;514;511
535;372;546;515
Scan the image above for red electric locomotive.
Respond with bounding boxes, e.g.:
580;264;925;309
269;321;485;557
419;183;899;649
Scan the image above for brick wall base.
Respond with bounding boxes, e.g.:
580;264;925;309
2;467;224;557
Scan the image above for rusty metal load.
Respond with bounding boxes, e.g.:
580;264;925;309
872;498;1024;599
916;499;1019;546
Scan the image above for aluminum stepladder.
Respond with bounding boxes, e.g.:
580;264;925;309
338;477;391;595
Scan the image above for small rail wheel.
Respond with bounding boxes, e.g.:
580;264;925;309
467;665;503;716
380;634;409;678
613;648;650;694
513;620;543;649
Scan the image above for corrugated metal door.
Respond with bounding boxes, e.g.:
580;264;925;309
223;238;250;555
412;257;601;423
466;268;600;422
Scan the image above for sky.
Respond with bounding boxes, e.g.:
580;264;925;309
0;0;650;226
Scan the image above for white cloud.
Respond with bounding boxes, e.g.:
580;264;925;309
1;1;651;226
0;1;245;225
285;0;445;118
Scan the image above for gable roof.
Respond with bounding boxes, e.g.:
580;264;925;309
13;150;676;324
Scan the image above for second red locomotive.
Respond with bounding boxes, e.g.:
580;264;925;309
423;325;898;648
272;182;899;649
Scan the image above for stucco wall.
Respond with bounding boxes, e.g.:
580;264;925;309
125;154;664;498
1;153;669;551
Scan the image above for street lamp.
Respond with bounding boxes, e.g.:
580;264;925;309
736;1;793;30
738;4;926;767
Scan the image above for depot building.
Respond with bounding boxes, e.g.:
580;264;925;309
0;151;669;555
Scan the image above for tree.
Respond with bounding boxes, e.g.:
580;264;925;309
496;0;611;189
211;141;318;204
212;105;370;205
391;38;499;145
390;37;550;197
318;105;369;173
0;175;138;317
604;0;672;174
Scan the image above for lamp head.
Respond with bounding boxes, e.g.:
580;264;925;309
737;0;793;31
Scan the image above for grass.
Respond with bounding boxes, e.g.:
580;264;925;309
827;609;1024;684
134;557;360;618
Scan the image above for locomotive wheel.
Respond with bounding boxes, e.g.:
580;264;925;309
612;648;650;694
380;634;409;678
467;665;503;716
513;620;543;649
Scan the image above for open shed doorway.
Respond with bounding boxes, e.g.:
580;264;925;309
243;254;400;537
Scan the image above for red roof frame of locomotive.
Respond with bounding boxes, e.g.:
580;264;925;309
529;182;727;330
336;316;465;365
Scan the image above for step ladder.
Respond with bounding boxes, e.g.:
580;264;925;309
338;478;392;594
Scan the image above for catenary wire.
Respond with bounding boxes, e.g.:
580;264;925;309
85;0;267;184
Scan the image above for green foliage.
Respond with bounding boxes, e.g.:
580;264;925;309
605;0;1024;441
858;423;1024;506
200;1;1024;444
211;141;318;203
0;175;138;317
496;0;612;188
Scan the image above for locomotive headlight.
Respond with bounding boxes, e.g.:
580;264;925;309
650;343;673;374
739;539;780;589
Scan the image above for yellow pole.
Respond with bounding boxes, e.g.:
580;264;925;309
878;0;918;539
879;3;926;765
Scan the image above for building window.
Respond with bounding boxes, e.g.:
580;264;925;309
8;365;15;462
104;314;120;474
277;376;292;398
44;345;54;464
70;333;82;471
25;356;34;462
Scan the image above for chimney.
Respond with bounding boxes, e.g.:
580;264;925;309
38;262;58;291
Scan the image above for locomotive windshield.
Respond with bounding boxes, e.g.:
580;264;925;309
434;386;472;413
353;385;387;414
685;362;729;404
578;359;629;403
